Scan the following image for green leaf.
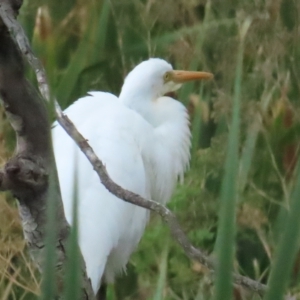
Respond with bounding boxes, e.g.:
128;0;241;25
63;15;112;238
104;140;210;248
213;19;251;300
63;157;81;300
153;241;169;300
264;164;300;300
40;171;58;300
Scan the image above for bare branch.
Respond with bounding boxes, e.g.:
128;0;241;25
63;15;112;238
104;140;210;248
0;1;95;299
0;0;267;296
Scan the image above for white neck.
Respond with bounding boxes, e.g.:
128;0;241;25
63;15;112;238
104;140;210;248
119;83;190;135
119;83;163;126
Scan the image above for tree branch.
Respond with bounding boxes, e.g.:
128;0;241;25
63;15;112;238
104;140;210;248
0;0;267;296
0;1;95;299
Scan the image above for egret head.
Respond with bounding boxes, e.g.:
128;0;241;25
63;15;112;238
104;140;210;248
119;58;213;101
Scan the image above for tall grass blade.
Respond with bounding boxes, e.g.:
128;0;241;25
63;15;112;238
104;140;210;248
191;87;204;159
90;0;110;62
153;241;169;300
63;156;81;300
238;124;259;191
40;172;58;300
239;87;276;191
213;19;251;300
264;164;300;300
191;103;202;158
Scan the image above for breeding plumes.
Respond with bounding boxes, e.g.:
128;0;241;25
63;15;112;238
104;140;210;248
52;58;213;294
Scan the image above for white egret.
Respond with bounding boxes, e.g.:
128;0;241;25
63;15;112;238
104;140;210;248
52;58;213;294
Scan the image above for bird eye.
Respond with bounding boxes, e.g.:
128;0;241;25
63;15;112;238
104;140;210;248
163;72;170;82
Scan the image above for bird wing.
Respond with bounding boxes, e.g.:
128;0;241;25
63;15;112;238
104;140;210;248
141;96;191;205
52;92;151;292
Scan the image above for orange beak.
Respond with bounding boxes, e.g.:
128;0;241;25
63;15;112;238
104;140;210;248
171;70;213;83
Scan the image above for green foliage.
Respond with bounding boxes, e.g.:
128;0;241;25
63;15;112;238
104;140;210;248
0;0;300;299
280;0;298;31
264;164;300;300
41;173;58;300
63;163;81;300
214;18;248;300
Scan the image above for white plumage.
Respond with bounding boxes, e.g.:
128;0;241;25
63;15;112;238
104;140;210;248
52;58;212;293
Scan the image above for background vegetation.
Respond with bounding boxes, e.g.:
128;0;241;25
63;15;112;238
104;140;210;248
0;0;300;299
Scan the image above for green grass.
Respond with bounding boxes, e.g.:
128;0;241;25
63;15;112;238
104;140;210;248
63;161;81;300
213;18;250;300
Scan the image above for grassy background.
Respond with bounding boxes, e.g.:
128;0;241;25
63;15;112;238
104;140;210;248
0;0;300;299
